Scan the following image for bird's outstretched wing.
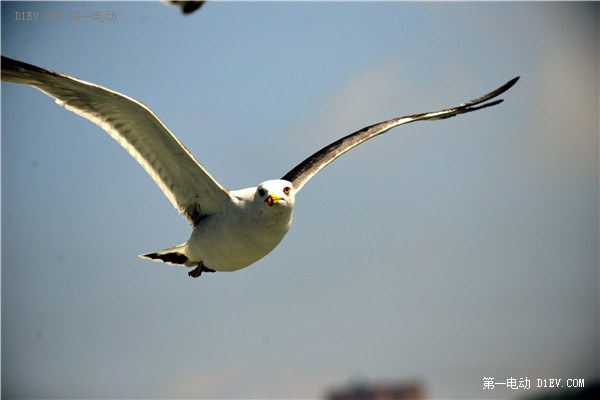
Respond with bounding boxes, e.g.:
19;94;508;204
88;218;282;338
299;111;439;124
282;76;519;192
1;56;230;226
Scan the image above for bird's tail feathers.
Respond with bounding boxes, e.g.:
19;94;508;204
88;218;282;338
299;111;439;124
140;244;196;267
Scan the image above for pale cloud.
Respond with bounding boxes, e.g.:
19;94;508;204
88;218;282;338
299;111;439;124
286;57;407;159
524;38;598;178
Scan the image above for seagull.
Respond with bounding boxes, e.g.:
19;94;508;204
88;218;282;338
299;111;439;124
164;1;205;15
1;56;518;278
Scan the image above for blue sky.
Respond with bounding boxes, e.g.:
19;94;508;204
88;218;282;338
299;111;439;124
1;1;598;398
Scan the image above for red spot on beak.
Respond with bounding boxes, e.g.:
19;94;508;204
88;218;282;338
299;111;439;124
267;196;274;206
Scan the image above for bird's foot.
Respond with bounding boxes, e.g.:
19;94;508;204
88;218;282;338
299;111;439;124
188;262;216;278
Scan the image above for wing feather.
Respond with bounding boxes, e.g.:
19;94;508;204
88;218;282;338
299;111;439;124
282;77;519;192
1;56;230;226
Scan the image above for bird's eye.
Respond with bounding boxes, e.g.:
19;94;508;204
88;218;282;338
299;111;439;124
258;188;265;197
283;186;291;195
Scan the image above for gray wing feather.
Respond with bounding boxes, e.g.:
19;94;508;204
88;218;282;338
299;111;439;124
282;76;519;192
1;56;230;226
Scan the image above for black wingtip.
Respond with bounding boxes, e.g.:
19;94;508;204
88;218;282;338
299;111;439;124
460;76;520;109
1;55;58;78
494;76;520;99
503;76;520;92
484;76;520;101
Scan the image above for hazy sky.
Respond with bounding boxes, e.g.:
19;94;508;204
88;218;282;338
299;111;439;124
1;1;598;399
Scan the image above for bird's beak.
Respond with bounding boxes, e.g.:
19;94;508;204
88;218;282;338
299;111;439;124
265;194;283;207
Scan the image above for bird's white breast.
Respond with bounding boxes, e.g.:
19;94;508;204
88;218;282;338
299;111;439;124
186;190;293;271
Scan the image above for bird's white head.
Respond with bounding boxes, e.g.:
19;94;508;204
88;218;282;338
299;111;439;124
255;179;296;211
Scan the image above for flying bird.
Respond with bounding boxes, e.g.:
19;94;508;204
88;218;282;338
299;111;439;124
1;56;518;278
164;1;205;15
